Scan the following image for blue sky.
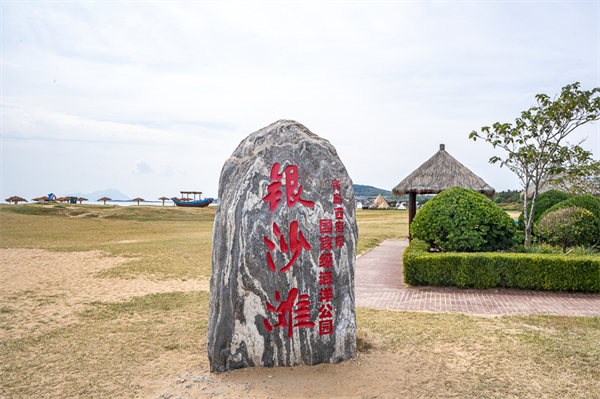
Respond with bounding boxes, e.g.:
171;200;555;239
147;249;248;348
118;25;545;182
2;1;599;201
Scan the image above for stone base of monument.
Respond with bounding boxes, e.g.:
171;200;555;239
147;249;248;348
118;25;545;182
207;120;358;372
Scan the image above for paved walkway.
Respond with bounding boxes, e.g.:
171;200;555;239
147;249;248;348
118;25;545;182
355;239;600;317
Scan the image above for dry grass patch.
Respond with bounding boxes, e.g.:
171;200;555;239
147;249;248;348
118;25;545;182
1;291;209;398
0;204;215;280
2;203;598;398
357;309;600;398
355;209;408;254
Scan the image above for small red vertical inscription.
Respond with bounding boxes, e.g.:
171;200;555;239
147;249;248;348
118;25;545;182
317;178;346;336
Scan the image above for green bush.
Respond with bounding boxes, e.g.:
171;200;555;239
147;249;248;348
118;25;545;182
541;194;600;218
403;239;600;293
539;194;600;245
410;187;516;252
536;207;599;252
517;189;571;230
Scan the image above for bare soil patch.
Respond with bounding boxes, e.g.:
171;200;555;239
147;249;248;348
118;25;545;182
0;248;208;339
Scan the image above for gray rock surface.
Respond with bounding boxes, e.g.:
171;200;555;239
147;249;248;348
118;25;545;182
208;120;357;372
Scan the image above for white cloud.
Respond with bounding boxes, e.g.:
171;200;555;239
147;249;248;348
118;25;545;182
2;1;599;201
133;159;153;175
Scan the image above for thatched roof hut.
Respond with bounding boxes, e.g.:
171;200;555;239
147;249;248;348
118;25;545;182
392;144;495;239
368;194;390;209
392;144;494;198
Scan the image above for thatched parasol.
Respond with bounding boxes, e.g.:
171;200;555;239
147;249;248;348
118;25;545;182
131;197;144;205
6;196;28;204
56;197;70;203
77;197;88;204
97;197;112;205
368;194;390;209
392;144;495;239
32;196;48;202
158;197;170;206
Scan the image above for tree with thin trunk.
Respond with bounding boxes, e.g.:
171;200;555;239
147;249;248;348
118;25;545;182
470;82;600;246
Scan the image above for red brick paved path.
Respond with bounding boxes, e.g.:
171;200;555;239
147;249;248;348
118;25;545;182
355;239;600;317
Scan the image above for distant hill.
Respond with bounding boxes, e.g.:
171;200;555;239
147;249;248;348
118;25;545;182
353;184;393;197
67;189;131;201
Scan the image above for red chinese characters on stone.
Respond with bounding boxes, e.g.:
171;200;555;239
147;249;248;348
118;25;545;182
331;179;341;192
319;271;332;286
264;221;311;273
319;220;333;234
334;208;344;220
335;221;344;235
319;253;333;268
263;163;314;211
320;236;333;251
333;193;342;205
263;288;315;338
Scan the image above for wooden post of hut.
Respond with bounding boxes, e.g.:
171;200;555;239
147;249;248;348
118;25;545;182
392;144;495;240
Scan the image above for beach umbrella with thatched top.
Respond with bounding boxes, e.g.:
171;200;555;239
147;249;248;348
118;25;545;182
98;197;111;205
77;197;88;204
158;197;170;206
6;196;28;204
132;197;144;205
392;144;495;239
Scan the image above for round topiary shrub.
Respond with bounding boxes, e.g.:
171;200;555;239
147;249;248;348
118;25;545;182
536;207;599;252
517;189;571;230
411;187;516;252
538;194;600;245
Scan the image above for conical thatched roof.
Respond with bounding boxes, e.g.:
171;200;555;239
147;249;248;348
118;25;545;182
392;144;495;199
368;194;390;209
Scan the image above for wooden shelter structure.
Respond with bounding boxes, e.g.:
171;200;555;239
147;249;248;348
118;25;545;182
77;197;88;204
158;197;170;206
98;197;111;205
368;194;390;209
132;197;144;206
392;144;495;239
180;191;203;201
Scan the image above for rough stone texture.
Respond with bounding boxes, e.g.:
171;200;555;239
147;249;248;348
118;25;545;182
208;120;358;372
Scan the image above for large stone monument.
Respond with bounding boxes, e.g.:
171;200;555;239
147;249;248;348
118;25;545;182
208;120;358;372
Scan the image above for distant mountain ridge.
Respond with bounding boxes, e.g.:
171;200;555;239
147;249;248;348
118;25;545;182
66;189;130;201
353;184;393;197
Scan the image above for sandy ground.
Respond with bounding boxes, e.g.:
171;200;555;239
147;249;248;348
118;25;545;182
0;248;209;339
0;248;488;398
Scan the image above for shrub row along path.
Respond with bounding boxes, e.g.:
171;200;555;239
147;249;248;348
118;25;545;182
355;239;600;317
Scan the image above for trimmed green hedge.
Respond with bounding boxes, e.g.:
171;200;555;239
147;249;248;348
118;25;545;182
403;240;600;293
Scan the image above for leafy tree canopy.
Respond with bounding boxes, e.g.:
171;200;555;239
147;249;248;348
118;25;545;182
470;82;600;246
